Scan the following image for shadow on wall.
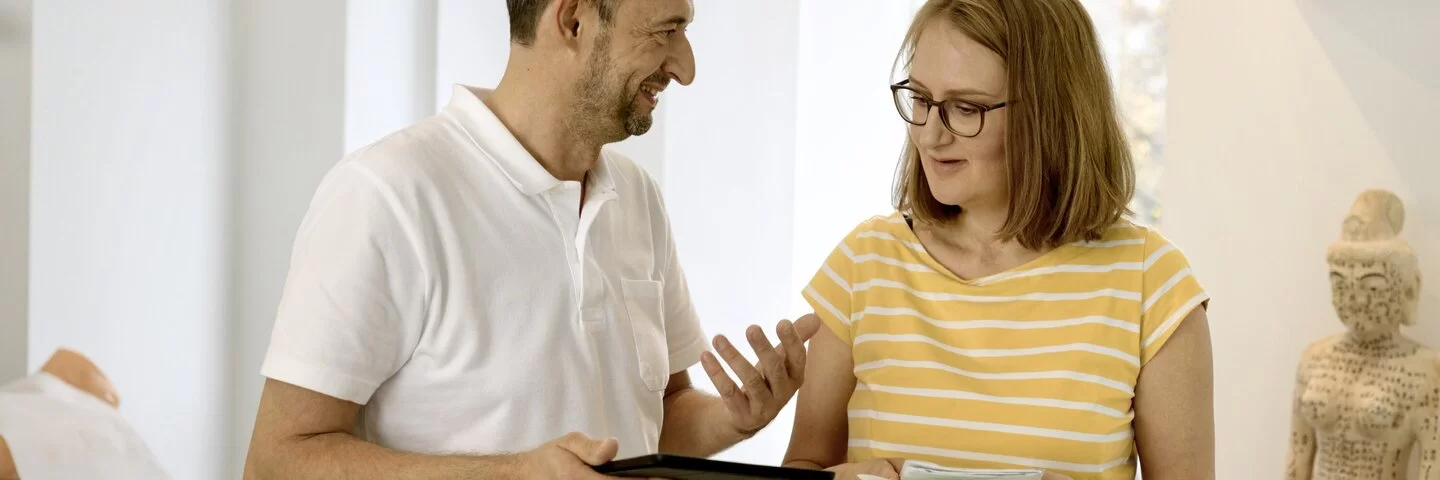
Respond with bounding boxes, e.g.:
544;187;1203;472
1297;0;1440;220
1298;0;1440;340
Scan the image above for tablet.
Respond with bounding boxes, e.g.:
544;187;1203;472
593;454;836;479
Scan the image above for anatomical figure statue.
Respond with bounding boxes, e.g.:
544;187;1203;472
1287;189;1436;479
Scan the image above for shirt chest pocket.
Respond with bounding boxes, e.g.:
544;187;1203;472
621;279;669;391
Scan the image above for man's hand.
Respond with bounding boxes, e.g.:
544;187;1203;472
699;314;822;436
522;432;623;479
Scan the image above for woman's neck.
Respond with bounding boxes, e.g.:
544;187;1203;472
938;205;1034;252
916;205;1047;279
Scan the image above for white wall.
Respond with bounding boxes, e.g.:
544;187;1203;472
789;0;916;315
432;0;509;113
1165;0;1439;477
0;0;30;383
27;1;231;478
345;0;438;153
228;0;348;475
658;0;802;464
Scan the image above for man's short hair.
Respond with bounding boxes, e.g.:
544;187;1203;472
508;0;620;47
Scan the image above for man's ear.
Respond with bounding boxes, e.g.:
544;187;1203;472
551;0;584;46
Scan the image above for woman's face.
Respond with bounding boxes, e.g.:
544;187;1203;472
906;22;1010;212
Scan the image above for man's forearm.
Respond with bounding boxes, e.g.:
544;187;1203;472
658;387;752;457
246;431;524;480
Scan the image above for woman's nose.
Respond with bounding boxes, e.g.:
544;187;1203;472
912;108;952;149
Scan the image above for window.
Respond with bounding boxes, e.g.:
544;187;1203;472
1081;0;1170;226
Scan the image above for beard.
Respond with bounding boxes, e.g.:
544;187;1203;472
575;33;664;141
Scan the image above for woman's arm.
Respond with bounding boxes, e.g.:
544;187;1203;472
782;319;857;470
1133;307;1215;480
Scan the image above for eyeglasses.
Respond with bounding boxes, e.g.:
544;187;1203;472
890;80;1009;138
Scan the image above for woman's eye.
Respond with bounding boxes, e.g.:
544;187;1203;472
950;103;981;116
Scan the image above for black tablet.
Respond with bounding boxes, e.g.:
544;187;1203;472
593;454;835;479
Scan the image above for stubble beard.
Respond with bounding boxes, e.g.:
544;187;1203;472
574;32;654;144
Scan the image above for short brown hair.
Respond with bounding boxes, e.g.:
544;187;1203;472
892;0;1135;250
508;0;619;47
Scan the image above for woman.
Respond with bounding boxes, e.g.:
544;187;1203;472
781;1;1215;479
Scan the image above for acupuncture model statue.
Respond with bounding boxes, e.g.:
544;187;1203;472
1286;189;1435;479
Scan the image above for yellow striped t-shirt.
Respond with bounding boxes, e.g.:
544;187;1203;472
802;213;1208;480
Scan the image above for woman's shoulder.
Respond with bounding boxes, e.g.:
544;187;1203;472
809;213;919;264
834;212;915;249
854;211;908;232
1092;217;1184;251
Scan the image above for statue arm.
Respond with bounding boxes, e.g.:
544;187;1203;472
1285;355;1316;480
1419;414;1440;480
1418;354;1440;480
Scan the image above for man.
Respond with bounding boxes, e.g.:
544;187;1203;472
242;0;819;478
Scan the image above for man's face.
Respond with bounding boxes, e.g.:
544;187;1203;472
576;0;696;141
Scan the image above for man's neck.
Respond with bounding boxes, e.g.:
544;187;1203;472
485;76;603;183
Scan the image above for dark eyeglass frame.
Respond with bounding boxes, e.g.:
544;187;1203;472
889;79;1009;138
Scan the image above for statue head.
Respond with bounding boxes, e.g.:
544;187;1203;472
1325;189;1422;339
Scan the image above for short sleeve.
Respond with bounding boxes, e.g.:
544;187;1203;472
659;229;706;374
803;231;859;344
259;163;430;405
640;165;707;375
1139;228;1210;365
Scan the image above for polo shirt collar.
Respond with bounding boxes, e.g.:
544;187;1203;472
443;84;617;197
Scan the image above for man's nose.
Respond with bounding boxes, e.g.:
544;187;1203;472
665;33;696;86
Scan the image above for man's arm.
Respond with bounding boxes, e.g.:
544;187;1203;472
657;372;750;457
1133;308;1216;480
658;317;820;456
243;378;621;480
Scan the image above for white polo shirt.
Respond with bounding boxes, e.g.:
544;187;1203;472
260;84;708;458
